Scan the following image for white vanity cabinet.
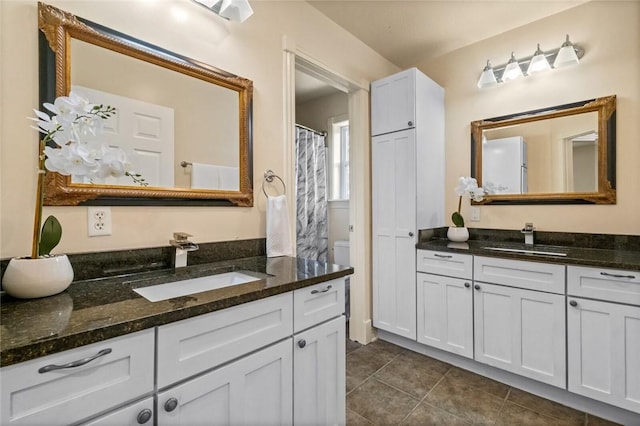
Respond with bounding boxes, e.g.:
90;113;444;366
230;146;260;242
473;256;566;388
157;339;293;425
416;250;474;358
0;329;155;426
155;277;347;425
567;265;640;413
372;68;444;341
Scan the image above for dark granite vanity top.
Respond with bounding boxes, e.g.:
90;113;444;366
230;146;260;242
0;256;353;367
416;239;640;271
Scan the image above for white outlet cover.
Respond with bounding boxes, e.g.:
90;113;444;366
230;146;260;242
88;207;112;237
470;207;481;222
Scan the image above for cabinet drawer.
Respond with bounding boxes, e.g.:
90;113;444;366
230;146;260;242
81;397;154;426
568;265;640;306
0;329;154;426
416;250;472;279
157;292;292;388
474;256;565;294
294;278;345;333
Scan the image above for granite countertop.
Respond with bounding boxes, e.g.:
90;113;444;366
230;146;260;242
0;256;354;367
416;239;640;271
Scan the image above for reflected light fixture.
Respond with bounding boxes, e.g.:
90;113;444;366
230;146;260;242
193;0;253;22
477;34;584;89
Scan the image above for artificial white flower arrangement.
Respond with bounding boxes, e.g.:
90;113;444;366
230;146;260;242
452;177;485;227
28;91;145;258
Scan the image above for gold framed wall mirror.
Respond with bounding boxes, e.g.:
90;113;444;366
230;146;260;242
470;95;616;205
38;2;254;206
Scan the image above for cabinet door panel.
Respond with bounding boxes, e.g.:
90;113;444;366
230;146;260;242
81;397;154;426
157;339;293;425
474;283;566;388
372;130;416;339
371;69;415;136
417;273;473;358
568;297;640;413
294;316;346;426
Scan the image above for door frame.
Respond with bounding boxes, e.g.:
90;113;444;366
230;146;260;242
283;38;374;344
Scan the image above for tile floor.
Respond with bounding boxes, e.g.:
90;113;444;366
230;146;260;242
345;339;621;426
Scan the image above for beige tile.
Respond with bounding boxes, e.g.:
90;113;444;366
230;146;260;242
347;378;420;425
400;401;472;426
586;414;623;426
425;376;504;424
374;351;447;399
508;387;585;425
347;408;374;425
445;367;510;398
495;401;581;426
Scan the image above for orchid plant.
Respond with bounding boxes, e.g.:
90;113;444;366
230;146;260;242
452;177;485;228
29;91;146;259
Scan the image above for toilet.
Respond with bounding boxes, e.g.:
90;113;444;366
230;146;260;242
333;240;350;320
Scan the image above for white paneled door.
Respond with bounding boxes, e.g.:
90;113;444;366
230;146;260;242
372;128;416;340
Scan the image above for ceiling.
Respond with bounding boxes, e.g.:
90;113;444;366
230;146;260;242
295;1;587;104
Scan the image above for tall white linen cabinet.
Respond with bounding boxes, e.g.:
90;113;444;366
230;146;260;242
371;68;445;339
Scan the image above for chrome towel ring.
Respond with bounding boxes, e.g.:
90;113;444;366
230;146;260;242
262;170;286;197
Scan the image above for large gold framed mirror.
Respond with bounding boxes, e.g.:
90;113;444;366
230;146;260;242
471;95;616;205
38;2;253;206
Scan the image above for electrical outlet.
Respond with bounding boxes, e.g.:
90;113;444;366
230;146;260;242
470;207;481;222
88;207;112;237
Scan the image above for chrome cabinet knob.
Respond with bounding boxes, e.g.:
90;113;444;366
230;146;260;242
137;409;153;424
408;232;414;237
298;339;306;348
474;284;481;290
408;121;414;126
569;300;578;307
164;398;178;412
464;282;470;288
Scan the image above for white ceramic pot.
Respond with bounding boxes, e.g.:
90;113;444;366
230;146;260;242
447;226;469;242
2;255;74;299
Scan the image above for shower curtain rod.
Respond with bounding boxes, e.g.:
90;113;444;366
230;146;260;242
295;123;327;137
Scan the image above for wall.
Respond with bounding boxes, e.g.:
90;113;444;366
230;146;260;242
418;1;640;235
0;0;398;258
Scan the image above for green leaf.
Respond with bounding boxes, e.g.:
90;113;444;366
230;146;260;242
451;211;465;228
39;215;62;256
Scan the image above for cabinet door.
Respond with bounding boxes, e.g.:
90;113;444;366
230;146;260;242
157;339;293;426
372;129;417;339
417;273;473;358
294;316;346;426
371;69;415;136
473;283;566;388
81;398;154;426
567;297;640;413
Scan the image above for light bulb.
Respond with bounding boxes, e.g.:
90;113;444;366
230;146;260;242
502;52;523;81
527;44;551;75
553;35;580;68
477;60;498;89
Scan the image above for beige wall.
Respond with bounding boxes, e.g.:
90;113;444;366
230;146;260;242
0;0;397;258
419;1;640;235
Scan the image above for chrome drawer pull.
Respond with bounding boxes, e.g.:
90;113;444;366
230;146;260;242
38;348;112;373
600;272;636;279
434;254;452;259
311;284;332;294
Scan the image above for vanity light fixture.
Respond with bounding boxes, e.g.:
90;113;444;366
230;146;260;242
477;34;584;89
192;0;253;22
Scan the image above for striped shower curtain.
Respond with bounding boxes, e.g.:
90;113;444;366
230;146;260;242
295;125;328;261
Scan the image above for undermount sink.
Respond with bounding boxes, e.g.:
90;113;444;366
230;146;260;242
133;272;262;302
482;246;568;257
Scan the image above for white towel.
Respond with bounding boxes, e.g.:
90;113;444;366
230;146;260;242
191;163;220;190
217;166;240;191
266;195;293;257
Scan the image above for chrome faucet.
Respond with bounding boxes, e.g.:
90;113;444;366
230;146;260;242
521;223;535;246
170;232;199;268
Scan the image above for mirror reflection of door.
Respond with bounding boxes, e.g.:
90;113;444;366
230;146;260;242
563;131;598;192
